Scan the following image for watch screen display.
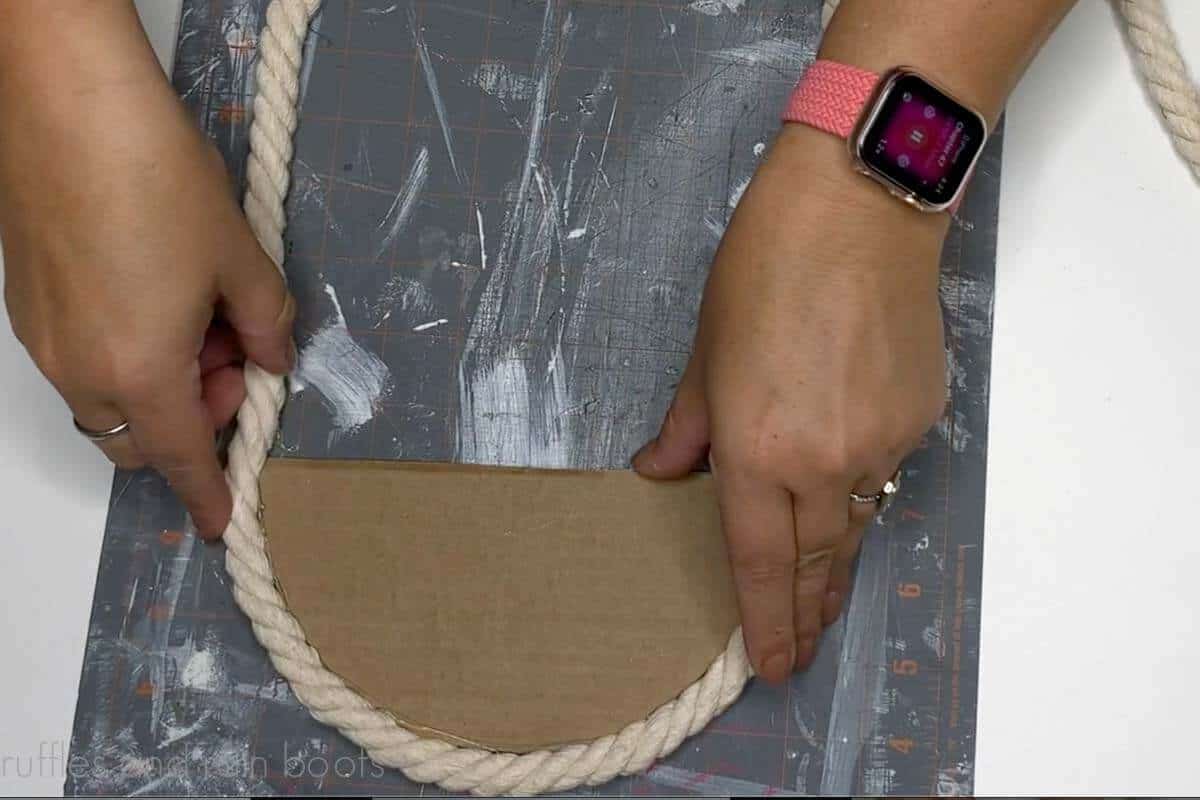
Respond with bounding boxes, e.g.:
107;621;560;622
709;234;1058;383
859;73;985;206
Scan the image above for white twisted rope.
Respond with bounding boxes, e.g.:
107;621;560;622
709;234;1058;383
221;0;1197;795
1116;0;1200;181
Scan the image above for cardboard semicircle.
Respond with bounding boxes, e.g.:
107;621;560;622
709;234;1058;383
261;459;741;753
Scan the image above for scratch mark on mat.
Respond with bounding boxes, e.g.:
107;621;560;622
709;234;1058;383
475;203;489;272
410;4;464;185
296;9;323;110
291;158;344;239
376;145;430;261
659;8;686;75
355;125;374;182
292;284;391;441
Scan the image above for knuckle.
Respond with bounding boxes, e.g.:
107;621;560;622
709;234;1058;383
105;352;165;400
729;549;795;593
713;429;785;481
30;345;68;388
791;433;856;482
793;555;831;588
25;339;80;395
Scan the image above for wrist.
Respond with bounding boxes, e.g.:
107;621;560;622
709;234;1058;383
769;123;950;239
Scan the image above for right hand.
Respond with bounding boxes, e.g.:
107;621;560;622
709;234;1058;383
0;7;295;539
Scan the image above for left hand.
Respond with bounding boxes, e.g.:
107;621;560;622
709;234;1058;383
633;124;950;683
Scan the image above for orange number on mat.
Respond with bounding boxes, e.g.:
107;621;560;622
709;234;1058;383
888;736;916;754
897;582;922;598
892;658;919;676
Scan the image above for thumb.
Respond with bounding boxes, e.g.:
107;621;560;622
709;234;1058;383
633;357;710;479
218;240;296;376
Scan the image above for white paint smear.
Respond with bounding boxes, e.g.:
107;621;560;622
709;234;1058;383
728;175;752;209
936;409;973;453
458;346;571;468
710;36;811;68
180;649;219;692
472;60;536;102
687;0;745;16
922;614;946;659
293;285;391;439
412;318;449;332
159;711;212;748
367;273;436;327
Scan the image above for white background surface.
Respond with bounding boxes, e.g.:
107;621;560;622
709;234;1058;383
0;1;1197;795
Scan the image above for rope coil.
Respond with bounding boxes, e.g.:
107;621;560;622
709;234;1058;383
221;0;1199;795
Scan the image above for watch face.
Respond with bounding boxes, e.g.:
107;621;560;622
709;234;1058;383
857;72;986;207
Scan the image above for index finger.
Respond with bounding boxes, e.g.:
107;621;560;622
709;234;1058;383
125;370;232;539
714;466;797;684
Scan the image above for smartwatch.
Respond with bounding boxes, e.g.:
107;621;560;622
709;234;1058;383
783;60;988;213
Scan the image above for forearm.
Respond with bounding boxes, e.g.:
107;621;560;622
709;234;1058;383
820;0;1077;126
0;1;167;112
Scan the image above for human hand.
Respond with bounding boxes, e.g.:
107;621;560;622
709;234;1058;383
633;124;950;683
0;15;294;539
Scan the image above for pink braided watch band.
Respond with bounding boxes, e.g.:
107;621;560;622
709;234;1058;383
781;59;968;214
782;59;879;137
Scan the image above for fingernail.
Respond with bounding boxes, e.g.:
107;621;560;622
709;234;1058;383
761;643;795;683
287;341;299;371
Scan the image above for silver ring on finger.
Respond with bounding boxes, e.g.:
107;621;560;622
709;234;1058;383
849;468;901;516
74;417;131;442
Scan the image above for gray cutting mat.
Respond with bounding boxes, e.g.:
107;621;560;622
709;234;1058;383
66;0;998;794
